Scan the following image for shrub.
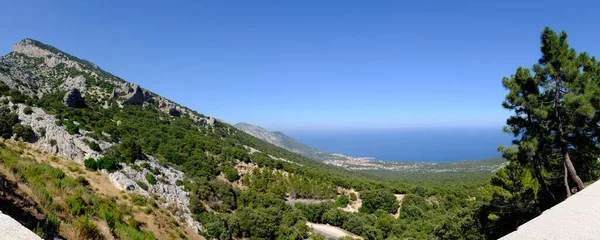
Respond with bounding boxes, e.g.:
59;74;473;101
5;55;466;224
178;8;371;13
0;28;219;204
321;208;348;226
76;176;90;186
13;124;36;142
137;181;148;191
131;194;147;206
145;173;157;185
49;139;57;146
73;216;102;240
66;193;86;216
359;189;399;214
222;167;239;182
66;121;80;135
38;127;46;137
335;195;350;207
349;192;357;201
23;106;33;115
84;158;98;171
97;156;118;172
88;141;101;152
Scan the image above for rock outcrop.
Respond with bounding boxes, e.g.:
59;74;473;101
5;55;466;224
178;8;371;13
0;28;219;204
11;103;106;162
168;107;181;117
13;38;82;70
109;157;203;233
63;88;85;108
113;83;152;105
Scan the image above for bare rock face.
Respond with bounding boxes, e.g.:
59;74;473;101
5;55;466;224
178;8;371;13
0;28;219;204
60;75;87;92
113;83;152;105
63;88;86;108
13;38;82;69
10;103;107;162
108;157;204;233
197;117;215;127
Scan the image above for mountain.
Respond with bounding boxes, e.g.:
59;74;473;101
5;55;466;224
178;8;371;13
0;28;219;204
0;38;495;239
234;123;318;156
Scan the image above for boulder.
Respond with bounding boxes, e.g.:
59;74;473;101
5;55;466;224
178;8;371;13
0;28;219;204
168;107;181;117
113;83;152;105
197;117;215;127
63;88;86;108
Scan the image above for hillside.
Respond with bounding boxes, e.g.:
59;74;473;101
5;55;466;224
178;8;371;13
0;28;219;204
234;123;317;156
0;39;496;239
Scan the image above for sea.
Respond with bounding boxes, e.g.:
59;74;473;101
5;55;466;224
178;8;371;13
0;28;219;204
287;127;513;163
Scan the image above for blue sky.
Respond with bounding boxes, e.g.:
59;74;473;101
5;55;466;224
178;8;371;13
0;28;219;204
1;1;600;131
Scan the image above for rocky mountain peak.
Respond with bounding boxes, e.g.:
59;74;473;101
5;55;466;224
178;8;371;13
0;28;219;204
12;38;53;58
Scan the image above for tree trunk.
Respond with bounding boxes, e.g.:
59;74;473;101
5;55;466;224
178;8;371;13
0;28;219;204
563;150;585;190
564;162;571;197
554;76;585;194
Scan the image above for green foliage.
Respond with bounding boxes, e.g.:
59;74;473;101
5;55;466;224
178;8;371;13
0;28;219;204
360;189;398;214
349;192;357;201
73;216;103;240
0;106;19;138
38;127;46;137
97;156;118;172
13;124;35;142
222;166;240;181
119;137;144;163
136;181;148;191
321;208;348;226
131;194;147;206
145;173;157;185
0;146;155;239
335;194;350;207
88;140;101;152
84;157;118;172
477;162;541;239
84;158;98;171
65;121;80;134
23;106;33;115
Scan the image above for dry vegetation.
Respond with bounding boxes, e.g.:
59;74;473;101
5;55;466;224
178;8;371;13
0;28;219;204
0;139;203;240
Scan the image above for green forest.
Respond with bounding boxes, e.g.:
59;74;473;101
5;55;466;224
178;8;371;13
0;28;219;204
1;27;600;239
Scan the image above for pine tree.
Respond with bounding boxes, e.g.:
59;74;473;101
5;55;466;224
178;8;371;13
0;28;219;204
501;27;600;197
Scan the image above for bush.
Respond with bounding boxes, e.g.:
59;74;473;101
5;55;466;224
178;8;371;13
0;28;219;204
13;124;36;142
76;176;90;186
131;194;147;206
137;181;148;191
49;139;57;146
97;156;118;172
0;106;19;138
349;193;357;201
38;127;46;137
222;167;239;182
84;158;98;171
23;106;33;115
66;193;86;216
321;208;348;226
145;173;157;185
88;141;101;152
359;189;399;214
66;121;80;135
73;216;102;240
335;195;350;207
